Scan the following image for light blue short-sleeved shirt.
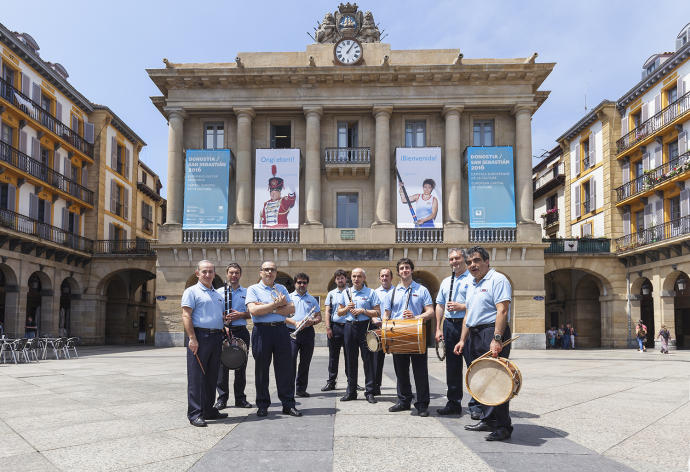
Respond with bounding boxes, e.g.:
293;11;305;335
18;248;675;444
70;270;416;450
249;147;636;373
384;281;433;320
290;291;321;323
181;282;224;330
464;268;512;327
245;281;291;323
374;286;394;322
325;288;347;324
436;270;470;319
215;285;248;326
339;286;380;322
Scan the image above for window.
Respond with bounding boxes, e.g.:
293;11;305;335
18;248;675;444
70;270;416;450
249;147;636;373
669;140;679;161
546;194;557;211
634;160;644;192
0;183;9;209
204;123;224;150
635;209;644;233
1;63;15;101
141;171;147;185
67;211;78;234
337;121;358;161
667;86;678;105
582;180;592;213
472;120;494;146
336;193;358;228
671;196;681;221
270;123;291;148
581;139;590;171
113;184;123;216
115;144;126;176
581;222;592;237
112;224;124;241
142;201;153;232
1;124;13;159
631;111;641;129
405;120;426;147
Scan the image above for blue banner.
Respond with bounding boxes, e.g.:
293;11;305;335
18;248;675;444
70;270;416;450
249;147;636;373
467;146;516;228
183;149;231;229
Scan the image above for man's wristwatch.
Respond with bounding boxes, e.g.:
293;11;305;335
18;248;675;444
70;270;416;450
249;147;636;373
493;333;502;342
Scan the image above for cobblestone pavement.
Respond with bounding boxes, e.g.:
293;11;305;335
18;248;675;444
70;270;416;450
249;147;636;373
0;346;688;471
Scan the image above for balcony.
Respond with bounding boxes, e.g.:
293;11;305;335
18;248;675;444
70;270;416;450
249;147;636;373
0;140;94;205
543;209;559;228
182;229;228;244
544;238;610;254
533;163;564;198
395;228;443;244
253;229;299;244
94;239;154;256
583;198;592;214
0;77;94;158
615;150;690;203
469;228;516;243
615;216;690;253
0;208;93;252
617;90;690;155
324;147;371;177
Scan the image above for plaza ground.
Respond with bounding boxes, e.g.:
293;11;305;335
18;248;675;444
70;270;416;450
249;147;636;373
0;346;688;471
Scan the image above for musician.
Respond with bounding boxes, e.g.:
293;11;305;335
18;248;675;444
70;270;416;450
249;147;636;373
214;263;252;411
454;246;513;441
321;269;350;392
246;261;301;417
181;260;228;427
384;258;434;417
338;267;380;403
373;267;395;395
259;168;296;228
434;248;471;417
287;273;322;397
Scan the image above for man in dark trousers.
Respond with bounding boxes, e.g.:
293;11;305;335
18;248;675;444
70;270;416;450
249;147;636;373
214;263;252;410
321;269;349;391
287;273;322;397
373;267;394;395
455;246;514;441
181;260;229;427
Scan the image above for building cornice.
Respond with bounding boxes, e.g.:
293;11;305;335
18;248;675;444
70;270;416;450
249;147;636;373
556;100;616;143
91;105;146;146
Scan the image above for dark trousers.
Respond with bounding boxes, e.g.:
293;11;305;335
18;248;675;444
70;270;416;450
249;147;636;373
187;328;223;421
251;323;295;410
344;320;375;396
216;326;250;404
467;324;512;430
290;325;315;392
374;350;385;391
326;322;347;384
442;318;464;408
392;351;430;410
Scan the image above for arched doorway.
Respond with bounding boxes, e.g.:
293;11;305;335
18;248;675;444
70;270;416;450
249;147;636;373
640;279;655;349
0;269;5;330
104;269;156;344
674;273;690;349
574;276;601;347
275;271;294;293
26;272;50;337
59;278;79;337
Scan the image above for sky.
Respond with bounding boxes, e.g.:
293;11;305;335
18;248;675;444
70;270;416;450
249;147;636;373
3;0;690;198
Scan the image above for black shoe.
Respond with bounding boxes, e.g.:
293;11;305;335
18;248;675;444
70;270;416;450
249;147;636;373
213;400;227;410
235;399;253;408
190;417;207;427
340;394;357;402
365;394;377;404
388;403;411;412
321;382;336;392
357;384;365;391
486;427;512;441
282;406;302;417
372;388;381;396
464;421;494;432
418;408;429;417
257;408;268;417
296;390;310;398
205;411;228;420
437;405;462;416
470;410;482;421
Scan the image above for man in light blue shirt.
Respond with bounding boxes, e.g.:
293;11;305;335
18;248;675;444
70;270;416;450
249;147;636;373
321;269;350;391
287;272;322;397
383;258;434;417
373;267;394;395
246;260;300;418
181;260;228;427
454;246;513;441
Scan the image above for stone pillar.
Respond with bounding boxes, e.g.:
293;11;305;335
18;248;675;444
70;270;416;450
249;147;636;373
303;106;323;225
443;105;463;224
514;104;535;223
234;107;255;225
165;109;186;225
373;106;393;225
660;293;677;350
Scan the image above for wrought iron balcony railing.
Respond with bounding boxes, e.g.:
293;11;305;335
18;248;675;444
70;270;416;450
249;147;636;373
324;147;371;164
395;228;443;243
0;77;94;158
543;209;559;227
253;229;299;244
94;239;154;255
615;150;690;202
469;228;516;243
616;215;690;252
0;207;93;252
543;238;610;254
182;229;228;244
583;198;592;214
0;140;94;205
617;90;690;154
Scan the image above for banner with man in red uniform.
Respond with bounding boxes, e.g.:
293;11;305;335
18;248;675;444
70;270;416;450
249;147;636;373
254;149;300;229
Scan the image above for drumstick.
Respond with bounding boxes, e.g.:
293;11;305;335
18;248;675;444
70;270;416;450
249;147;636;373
194;352;206;375
478;335;520;360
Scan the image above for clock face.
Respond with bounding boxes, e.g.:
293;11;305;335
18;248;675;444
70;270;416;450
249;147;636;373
334;39;362;65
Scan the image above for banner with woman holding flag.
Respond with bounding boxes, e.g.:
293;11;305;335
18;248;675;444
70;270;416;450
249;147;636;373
395;147;443;228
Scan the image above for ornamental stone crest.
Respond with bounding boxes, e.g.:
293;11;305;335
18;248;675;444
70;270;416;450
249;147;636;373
314;3;381;43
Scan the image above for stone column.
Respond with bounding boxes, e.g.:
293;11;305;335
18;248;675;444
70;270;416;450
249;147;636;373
443;105;463;224
165;109;186;225
373;106;393;225
234;108;255;225
303;106;323;225
514;104;536;223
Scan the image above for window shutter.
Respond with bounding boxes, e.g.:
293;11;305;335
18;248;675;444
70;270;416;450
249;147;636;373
81;166;88;187
30;137;38;159
654;146;662;169
641;103;648;122
679;131;688;155
55;102;62;123
590;177;596;210
644;204;652;228
21;74;30;96
125;147;130;179
588;134;595;166
8;184;16;211
622;161;630;184
53;150;60;172
574;184;581;218
62;208;68;230
31;83;41;103
29;193;38;219
71;115;78;132
123;186;129;219
623;209;631;235
655;199;664;226
43;200;51;225
19;131;27;154
111;137;117;169
84;122;94;144
654;93;661;114
621;115;628;135
74;213;79;235
110;180;117;212
677;77;686;97
642;152;650;171
570;142;578;177
681;189;690;218
109;222;115;240
64;157;70;178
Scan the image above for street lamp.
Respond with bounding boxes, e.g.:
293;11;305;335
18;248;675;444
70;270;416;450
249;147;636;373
677;278;686;291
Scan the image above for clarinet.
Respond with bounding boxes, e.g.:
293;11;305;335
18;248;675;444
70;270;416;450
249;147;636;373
448;269;455;314
403;286;413;317
345;287;354;320
224;283;233;328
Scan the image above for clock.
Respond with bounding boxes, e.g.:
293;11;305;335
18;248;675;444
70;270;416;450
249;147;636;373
334;38;363;65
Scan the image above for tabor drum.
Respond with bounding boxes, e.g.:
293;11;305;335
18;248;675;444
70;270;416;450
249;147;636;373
221;336;248;370
381;318;426;354
465;356;522;406
366;329;382;352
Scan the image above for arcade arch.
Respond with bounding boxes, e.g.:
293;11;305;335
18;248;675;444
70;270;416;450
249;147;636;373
102;268;156;344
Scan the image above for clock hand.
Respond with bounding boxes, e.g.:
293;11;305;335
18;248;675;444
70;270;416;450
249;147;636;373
346;42;354;54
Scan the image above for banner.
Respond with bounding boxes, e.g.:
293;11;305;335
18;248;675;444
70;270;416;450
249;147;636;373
182;149;231;229
467;146;516;228
395;147;443;228
254;149;300;229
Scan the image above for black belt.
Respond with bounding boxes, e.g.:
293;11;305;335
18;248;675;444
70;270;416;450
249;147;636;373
194;327;223;333
228;325;247;330
468;322;495;332
254;321;285;327
346;320;369;324
445;317;464;324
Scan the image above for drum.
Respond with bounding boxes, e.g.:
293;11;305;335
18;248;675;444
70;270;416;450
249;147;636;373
435;339;446;361
381;318;426;354
366;329;382;352
465;356;522;406
221;336;248;370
